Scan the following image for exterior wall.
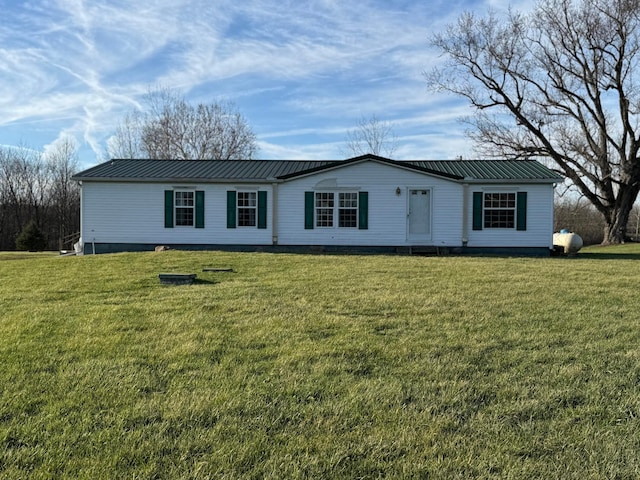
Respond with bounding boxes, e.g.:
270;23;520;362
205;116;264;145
80;181;273;246
465;183;555;248
276;161;464;246
79;160;556;252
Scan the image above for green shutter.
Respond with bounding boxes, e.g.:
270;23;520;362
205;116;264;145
517;192;527;231
304;191;314;229
358;191;368;230
164;190;174;228
258;191;267;229
472;192;483;230
227;191;237;228
195;190;205;228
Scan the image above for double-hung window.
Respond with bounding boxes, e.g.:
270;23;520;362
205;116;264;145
483;193;515;229
226;190;267;229
237;192;257;227
175;191;195;226
315;192;359;228
472;191;527;231
307;191;367;229
315;192;335;227
338;192;358;227
164;189;204;228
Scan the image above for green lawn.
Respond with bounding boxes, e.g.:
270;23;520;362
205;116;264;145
1;247;640;479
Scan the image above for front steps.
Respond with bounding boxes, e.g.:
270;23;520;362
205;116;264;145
397;246;451;256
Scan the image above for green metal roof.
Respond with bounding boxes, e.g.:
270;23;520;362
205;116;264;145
407;160;563;181
73;155;563;183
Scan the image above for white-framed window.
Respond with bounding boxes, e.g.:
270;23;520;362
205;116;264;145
484;192;516;229
305;190;367;230
338;192;358;227
237;191;257;227
226;190;267;229
314;191;358;228
175;191;195;226
315;192;335;227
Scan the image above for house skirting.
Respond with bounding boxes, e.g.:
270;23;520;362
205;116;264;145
83;242;551;256
460;246;551;257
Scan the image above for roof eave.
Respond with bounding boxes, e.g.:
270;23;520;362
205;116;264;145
73;176;278;184
463;178;561;184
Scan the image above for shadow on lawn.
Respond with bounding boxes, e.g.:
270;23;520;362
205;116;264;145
573;252;640;260
193;278;217;285
0;252;57;261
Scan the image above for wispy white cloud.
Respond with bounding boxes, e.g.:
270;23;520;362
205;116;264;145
0;0;520;164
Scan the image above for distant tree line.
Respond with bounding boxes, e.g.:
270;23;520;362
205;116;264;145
555;196;640;245
0;138;80;251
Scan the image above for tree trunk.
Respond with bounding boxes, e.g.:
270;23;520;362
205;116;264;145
601;186;639;244
603;216;629;244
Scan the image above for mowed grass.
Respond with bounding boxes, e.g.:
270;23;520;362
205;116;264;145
1;247;640;479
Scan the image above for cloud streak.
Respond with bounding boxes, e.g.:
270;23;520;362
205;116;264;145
0;0;531;165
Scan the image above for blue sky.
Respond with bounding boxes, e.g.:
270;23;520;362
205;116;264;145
0;0;534;168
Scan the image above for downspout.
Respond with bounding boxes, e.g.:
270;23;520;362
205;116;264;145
550;183;557;249
78;180;85;254
462;181;469;247
271;182;278;245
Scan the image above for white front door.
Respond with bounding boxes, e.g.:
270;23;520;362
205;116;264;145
408;189;431;240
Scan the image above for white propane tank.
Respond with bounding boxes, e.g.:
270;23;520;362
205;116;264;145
553;230;583;255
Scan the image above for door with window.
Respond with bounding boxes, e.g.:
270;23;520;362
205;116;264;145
407;189;431;240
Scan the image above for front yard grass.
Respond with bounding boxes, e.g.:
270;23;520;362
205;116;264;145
1;247;639;478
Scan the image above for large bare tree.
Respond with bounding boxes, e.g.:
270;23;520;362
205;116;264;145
428;0;640;244
108;89;258;160
343;114;398;158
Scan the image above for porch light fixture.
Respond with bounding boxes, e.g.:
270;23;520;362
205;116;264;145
395;187;401;195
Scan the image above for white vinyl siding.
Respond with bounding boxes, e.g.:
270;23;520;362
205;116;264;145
81;182;273;245
466;185;554;248
277;161;464;247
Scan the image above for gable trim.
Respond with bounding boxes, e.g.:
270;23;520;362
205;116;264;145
276;155;464;182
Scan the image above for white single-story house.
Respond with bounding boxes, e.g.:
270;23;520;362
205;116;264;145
72;154;563;255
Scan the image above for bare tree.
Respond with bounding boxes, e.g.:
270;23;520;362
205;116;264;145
343;114;398;158
45;136;80;249
107;110;145;159
428;0;640;244
108;88;258;160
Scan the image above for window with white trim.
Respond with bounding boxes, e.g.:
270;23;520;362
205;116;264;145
314;191;359;228
484;192;515;228
338;192;358;227
237;191;257;227
315;192;335;227
175;191;195;226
